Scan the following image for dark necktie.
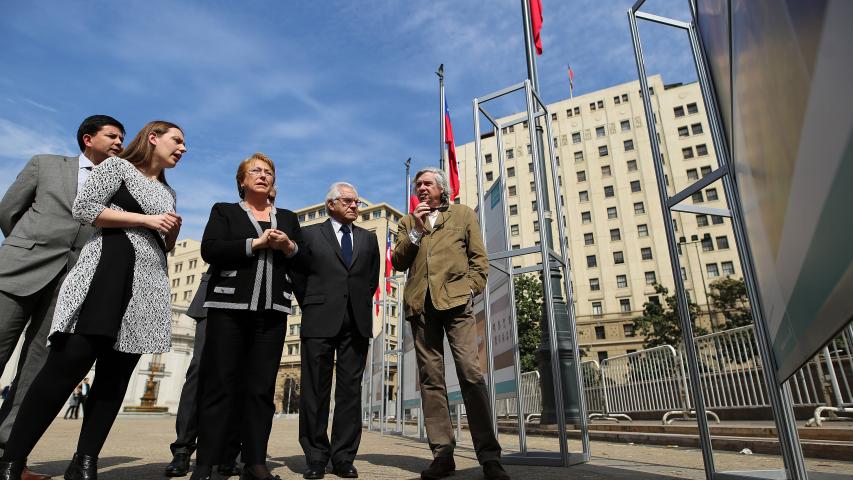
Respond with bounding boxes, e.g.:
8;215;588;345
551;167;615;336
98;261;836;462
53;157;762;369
341;224;352;267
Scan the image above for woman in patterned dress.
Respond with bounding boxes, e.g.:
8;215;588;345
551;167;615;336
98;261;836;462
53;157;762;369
0;121;186;480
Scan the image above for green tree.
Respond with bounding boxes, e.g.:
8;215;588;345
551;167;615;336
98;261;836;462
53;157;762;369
513;274;543;373
708;277;752;329
633;283;707;349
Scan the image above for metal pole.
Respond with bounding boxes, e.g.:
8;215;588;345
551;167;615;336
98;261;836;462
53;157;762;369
395;278;405;434
437;64;446;171
367;336;374;431
628;9;715;479
405;157;412;214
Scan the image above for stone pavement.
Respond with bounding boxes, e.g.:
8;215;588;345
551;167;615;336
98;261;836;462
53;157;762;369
26;415;853;479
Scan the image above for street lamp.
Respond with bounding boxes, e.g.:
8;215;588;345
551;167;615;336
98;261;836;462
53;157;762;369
678;234;715;331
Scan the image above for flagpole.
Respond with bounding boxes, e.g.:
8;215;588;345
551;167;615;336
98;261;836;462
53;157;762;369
437;64;446;171
404;157;411;213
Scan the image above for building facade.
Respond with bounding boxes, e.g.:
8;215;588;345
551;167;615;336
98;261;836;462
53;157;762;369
455;75;740;362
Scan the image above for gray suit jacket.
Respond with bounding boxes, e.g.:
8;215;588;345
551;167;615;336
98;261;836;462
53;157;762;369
0;154;93;296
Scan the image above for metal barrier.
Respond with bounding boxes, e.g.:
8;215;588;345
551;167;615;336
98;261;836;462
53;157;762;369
806;322;853;426
492;371;542;423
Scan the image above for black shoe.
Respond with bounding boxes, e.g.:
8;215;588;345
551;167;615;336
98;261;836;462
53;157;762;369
0;459;25;480
165;452;191;477
217;461;242;477
420;456;455;480
64;453;97;480
331;462;358;478
482;461;510;480
303;461;326;479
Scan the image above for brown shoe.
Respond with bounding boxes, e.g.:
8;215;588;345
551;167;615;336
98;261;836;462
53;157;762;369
482;461;509;480
21;466;52;480
420;456;455;480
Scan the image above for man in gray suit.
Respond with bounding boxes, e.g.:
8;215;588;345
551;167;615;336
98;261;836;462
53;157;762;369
0;115;124;479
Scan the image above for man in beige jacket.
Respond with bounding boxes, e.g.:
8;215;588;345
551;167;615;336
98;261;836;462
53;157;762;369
392;167;509;480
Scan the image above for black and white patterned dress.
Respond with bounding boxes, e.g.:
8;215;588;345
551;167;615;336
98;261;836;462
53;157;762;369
50;157;175;353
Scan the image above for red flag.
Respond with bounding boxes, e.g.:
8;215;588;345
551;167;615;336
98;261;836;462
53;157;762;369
445;100;460;200
567;63;574;95
384;229;393;294
374;286;380;315
530;0;543;55
409;194;420;213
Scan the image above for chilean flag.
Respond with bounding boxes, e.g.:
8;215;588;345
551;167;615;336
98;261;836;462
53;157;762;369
384;229;393;293
530;0;543;55
445;100;460;201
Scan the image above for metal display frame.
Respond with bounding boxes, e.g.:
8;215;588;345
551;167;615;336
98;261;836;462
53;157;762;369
627;1;809;478
471;78;589;467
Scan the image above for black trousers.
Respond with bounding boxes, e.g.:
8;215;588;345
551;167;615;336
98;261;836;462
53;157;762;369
298;306;369;466
196;309;286;467
1;334;140;460
170;318;240;461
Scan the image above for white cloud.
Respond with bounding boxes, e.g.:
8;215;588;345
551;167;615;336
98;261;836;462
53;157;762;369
0;118;74;160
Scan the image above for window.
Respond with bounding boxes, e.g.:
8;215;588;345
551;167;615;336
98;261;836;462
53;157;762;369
171;293;177;302
696;214;709;227
485;153;493;164
589;278;600;291
581;211;592;223
682;147;695;159
686;169;698;180
597;351;608;362
601;165;612;177
509;205;518;215
574;151;584;163
189;259;197;269
604;185;614;198
506;148;514;159
373;210;382;219
637;224;649;237
624;139;634;151
592;302;603;316
627;159;638;172
706;188;719;201
678;126;689;138
613;251;624;264
171;278;179;287
579;191;589;202
186;274;195;285
574;106;580;115
692;191;705;203
645;271;657;284
711;215;724;225
630;180;641;192
620;120;630;131
691;123;703;134
674;106;685;117
507;167;516;177
614;95;621;104
595;126;605;138
607;207;618;219
681;267;688;280
528;162;534;172
706;263;720;277
308;211;316;219
700;165;712;177
641;247;653;260
590;102;597;111
716;235;729;249
634;202;645;214
687;102;699;114
572;132;581;143
722;261;735;275
485;171;493;181
533;220;539;231
702;237;714;252
597;100;604;109
616;275;628;288
623;324;636;337
584;233;595;245
508;185;517;196
610;228;621;241
696;144;708;156
619;298;631;312
595;325;606;339
622;93;629;102
361;213;370;221
298;214;306;222
510;224;519;236
577;170;587;182
174;262;183;273
527;144;532;155
598;145;609;157
183;290;192;301
586;255;598;268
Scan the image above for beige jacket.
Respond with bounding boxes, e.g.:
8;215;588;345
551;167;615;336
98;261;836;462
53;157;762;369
392;204;488;317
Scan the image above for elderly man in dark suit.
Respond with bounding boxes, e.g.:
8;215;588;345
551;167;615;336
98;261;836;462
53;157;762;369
392;167;509;480
0;115;124;480
292;182;379;479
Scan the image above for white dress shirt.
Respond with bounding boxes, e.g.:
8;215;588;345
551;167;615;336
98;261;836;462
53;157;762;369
330;217;355;250
76;153;96;200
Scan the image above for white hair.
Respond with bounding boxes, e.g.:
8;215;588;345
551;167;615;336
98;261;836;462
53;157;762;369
325;181;358;214
414;167;450;205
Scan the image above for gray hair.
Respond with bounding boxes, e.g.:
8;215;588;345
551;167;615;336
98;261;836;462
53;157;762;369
325;181;358;214
414;167;450;205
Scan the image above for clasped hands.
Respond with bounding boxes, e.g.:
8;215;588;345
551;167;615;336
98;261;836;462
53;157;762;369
253;228;295;255
147;212;182;238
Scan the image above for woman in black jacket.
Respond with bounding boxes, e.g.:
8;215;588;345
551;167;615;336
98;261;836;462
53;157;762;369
192;153;303;480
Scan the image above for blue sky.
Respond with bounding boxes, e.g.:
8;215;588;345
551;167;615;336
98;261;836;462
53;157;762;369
0;0;694;240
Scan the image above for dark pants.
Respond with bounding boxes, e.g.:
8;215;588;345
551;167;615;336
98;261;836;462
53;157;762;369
298;306;369;466
1;334;140;460
170;318;240;461
410;293;501;463
196;309;286;467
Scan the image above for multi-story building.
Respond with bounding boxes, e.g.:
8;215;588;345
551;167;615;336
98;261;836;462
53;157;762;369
455;75;740;362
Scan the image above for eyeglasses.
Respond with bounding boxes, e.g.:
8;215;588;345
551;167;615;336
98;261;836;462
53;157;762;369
336;197;363;207
247;168;275;178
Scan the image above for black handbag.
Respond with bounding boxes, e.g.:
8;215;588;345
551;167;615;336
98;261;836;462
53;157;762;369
186;269;211;321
